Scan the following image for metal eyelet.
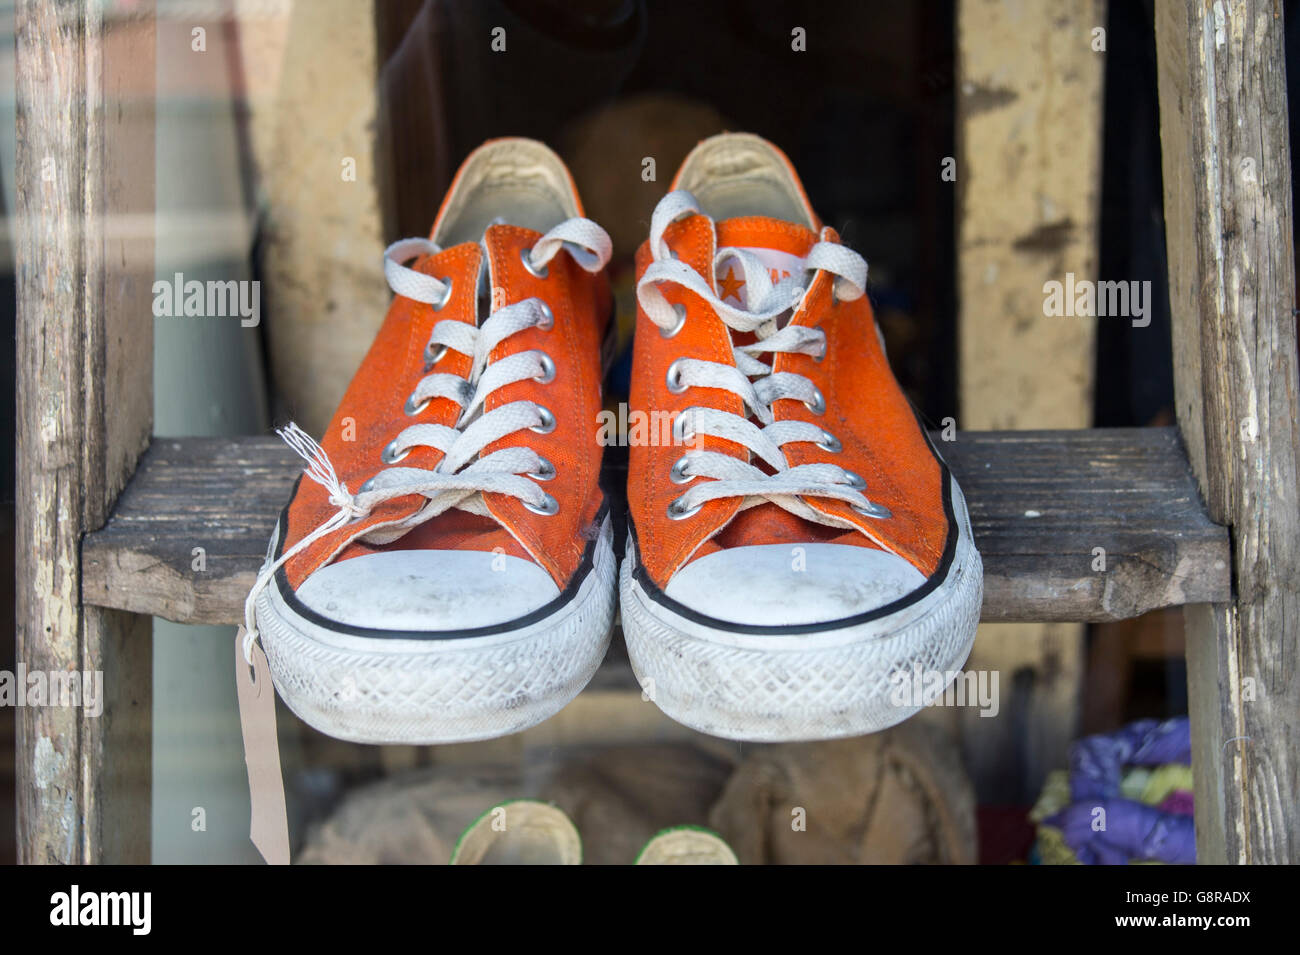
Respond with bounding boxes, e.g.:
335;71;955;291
667;495;703;520
669;454;695;484
521;246;548;279
839;468;890;518
432;277;453;311
524;492;559;515
533;352;556;384
665;358;688;394
358;476;376;494
381;440;409;464
804;387;826;415
424;342;448;370
534;298;554;330
530;404;556;434
527;456;556;481
672;407;699;445
404;393;430;416
852;500;893;520
660;303;687;339
816;430;842;453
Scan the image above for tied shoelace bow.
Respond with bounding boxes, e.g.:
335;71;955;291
636;189;891;525
242;217;612;663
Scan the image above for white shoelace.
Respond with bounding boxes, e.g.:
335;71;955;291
635;190;891;525
241;217;612;661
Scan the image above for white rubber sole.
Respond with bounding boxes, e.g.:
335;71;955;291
255;515;616;744
620;477;983;741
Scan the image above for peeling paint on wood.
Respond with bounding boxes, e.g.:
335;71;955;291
15;0;154;864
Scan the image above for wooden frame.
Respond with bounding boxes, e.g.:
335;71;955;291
11;0;1298;863
1155;0;1300;864
14;0;155;863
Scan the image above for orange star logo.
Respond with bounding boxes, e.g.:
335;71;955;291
717;265;745;304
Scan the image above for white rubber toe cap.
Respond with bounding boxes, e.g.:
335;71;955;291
662;543;927;627
294;549;560;631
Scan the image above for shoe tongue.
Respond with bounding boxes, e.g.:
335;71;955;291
476;219;511;326
713;216;819;309
708;218;829;548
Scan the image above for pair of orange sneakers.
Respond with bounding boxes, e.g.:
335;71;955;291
243;134;982;744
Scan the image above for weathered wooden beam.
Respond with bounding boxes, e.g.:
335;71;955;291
81;428;1230;626
15;0;154;864
956;0;1106;431
1156;0;1300;864
955;0;1107;802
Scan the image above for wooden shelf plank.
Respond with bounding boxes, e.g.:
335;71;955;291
80;427;1230;626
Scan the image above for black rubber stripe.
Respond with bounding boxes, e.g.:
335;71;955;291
270;498;608;642
629;427;961;636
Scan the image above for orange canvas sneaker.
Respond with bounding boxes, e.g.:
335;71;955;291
622;133;983;741
243;138;617;744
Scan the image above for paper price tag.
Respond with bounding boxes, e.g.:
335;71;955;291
234;628;290;865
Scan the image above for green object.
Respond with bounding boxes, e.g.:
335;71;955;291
450;800;583;865
635;825;739;865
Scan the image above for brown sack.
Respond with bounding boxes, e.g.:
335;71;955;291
708;721;977;865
